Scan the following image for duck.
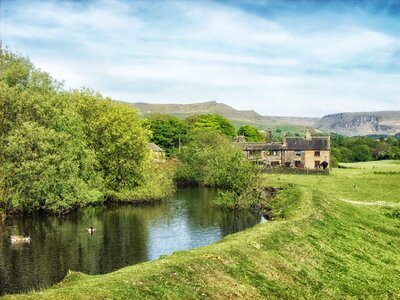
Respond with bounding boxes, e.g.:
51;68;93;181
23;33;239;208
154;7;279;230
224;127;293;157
87;226;96;234
10;235;31;244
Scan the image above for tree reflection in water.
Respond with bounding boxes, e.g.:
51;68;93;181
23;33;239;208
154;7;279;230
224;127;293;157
0;188;260;295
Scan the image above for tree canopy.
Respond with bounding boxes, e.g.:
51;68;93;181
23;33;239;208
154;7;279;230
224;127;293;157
0;51;173;213
185;114;236;138
146;114;188;156
175;129;263;208
330;133;400;165
237;125;265;142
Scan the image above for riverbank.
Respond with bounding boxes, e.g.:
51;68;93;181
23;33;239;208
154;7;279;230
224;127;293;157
1;187;261;295
4;161;400;299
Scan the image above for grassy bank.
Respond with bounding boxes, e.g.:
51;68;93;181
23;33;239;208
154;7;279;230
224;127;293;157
4;161;400;299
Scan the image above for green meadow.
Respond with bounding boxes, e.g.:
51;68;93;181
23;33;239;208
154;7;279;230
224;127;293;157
4;161;400;299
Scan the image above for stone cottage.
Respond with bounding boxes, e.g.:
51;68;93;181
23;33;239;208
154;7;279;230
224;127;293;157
236;128;330;170
148;143;166;162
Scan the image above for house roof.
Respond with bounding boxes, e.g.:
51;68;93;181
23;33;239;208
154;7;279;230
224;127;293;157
236;142;284;151
236;137;330;151
148;143;165;152
285;137;330;150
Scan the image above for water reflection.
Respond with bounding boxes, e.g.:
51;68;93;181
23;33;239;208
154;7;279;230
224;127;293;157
0;188;260;295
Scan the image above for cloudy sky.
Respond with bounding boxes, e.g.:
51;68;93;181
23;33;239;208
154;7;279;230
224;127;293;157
2;0;400;116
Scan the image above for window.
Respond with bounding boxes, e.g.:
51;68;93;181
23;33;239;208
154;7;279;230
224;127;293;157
295;161;302;168
271;161;280;167
295;150;301;156
314;151;321;157
285;162;291;168
314;161;320;168
249;150;261;157
268;150;279;156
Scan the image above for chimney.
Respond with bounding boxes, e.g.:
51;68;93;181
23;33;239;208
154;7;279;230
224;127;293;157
268;130;273;143
282;132;287;146
327;134;331;149
305;127;312;140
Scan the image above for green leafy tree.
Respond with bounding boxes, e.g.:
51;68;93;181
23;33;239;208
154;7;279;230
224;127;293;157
70;90;151;196
0;51;173;212
385;137;399;147
186;114;236;138
0;51;103;213
146;114;188;156
175;129;262;208
351;145;372;162
330;133;346;146
3;122;102;213
331;147;342;165
0;51;32;88
237;125;265;142
344;137;379;149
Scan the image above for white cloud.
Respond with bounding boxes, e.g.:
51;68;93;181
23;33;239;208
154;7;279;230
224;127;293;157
297;28;397;63
3;0;400;116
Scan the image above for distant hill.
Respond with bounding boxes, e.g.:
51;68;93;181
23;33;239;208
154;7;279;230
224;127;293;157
316;111;400;136
131;101;264;121
124;101;400;136
262;116;318;127
129;101;317;127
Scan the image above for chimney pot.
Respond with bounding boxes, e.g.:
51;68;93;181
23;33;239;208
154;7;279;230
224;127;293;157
305;127;312;140
268;130;273;143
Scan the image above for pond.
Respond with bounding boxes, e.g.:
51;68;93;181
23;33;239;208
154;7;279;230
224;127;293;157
0;188;262;295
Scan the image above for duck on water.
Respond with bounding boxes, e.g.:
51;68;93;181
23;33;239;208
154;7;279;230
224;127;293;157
10;235;31;244
87;226;96;234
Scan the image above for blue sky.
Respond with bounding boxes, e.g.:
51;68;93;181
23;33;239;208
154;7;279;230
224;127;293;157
2;0;400;116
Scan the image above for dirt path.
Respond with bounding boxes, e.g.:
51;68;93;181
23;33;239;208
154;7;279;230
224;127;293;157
340;199;400;207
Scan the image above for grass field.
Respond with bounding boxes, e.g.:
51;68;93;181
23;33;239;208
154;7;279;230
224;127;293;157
4;161;400;299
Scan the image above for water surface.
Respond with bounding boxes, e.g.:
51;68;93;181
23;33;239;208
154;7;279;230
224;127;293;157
0;188;261;295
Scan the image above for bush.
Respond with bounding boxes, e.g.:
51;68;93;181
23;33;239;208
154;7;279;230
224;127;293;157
175;129;263;208
3;122;103;213
185;114;236;138
146;114;188;156
0;51;174;213
71;90;151;194
109;162;175;202
351;145;372;162
237;125;265;142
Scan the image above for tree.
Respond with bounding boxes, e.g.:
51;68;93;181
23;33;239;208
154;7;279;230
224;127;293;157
185;114;236;138
146;114;187;156
3;122;102;213
330;133;346;146
175;129;262;208
0;51;103;213
237;125;265;142
0;51;32;88
70;90;151;195
331;147;342;164
0;51;174;213
351;145;372;162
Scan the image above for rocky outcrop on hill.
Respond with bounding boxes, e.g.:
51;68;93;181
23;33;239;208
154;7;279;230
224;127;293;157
125;100;400;136
316;111;400;136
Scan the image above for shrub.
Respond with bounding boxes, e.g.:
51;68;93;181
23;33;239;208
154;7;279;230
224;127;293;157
146;114;188;156
185;114;236;138
0;51;174;213
3;122;103;213
176;129;263;208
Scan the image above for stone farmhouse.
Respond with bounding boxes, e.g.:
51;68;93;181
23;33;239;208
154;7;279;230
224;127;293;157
236;128;331;170
148;143;166;162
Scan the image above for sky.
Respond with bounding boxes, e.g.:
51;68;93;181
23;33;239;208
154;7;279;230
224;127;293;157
2;0;400;117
